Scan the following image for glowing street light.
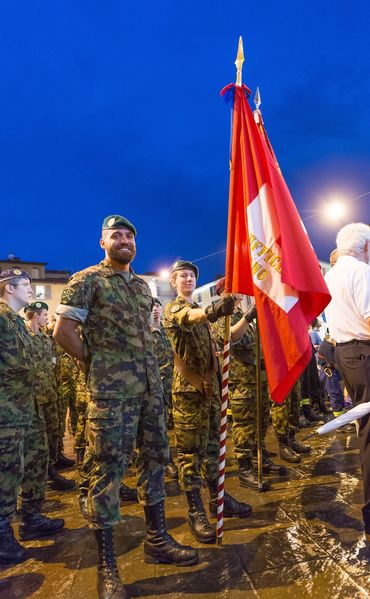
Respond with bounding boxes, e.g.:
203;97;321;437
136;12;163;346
322;198;347;222
159;268;170;279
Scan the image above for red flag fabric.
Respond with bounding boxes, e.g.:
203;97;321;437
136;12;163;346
221;83;331;404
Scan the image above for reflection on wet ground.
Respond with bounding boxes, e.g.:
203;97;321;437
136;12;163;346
1;427;370;598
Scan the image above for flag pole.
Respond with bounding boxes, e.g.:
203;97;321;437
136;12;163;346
216;36;245;547
255;317;263;491
253;88;264;492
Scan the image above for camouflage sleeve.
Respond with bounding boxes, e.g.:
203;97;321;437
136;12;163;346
55;271;95;323
163;304;194;330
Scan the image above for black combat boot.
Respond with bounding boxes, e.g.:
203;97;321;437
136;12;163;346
0;517;27;563
94;528;129;599
208;481;252;518
252;450;287;476
278;437;301;463
185;488;216;543
144;500;198;564
48;465;76;491
19;512;65;540
55;452;76;470
75;447;85;468
238;458;270;491
289;433;311;454
119;483;138;503
302;405;322;423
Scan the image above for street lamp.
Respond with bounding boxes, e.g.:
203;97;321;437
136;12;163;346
322;197;347;222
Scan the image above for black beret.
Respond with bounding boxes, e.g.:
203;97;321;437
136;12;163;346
170;260;199;279
102;215;137;236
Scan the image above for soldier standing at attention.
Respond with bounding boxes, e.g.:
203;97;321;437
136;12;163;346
163;261;251;545
24;302;75;490
211;278;286;491
151;298;178;478
0;270;64;564
54;215;197;599
271;380;311;463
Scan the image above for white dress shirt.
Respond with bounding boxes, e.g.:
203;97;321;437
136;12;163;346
324;255;370;343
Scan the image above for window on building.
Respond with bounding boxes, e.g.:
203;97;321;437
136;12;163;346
209;285;216;297
35;284;51;300
31;268;40;279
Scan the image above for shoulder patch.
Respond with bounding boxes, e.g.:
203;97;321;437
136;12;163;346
61;288;75;302
170;305;180;313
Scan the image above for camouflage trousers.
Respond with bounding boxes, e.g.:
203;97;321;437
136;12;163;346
38;398;59;466
172;392;220;491
271;381;301;439
0;403;48;518
229;381;270;461
81;393;169;529
74;391;89;451
57;390;77;450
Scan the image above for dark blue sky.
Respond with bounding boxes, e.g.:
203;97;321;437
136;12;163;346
0;1;369;284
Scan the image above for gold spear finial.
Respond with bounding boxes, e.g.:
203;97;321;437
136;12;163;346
235;36;244;87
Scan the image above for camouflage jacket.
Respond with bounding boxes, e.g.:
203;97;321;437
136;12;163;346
0;300;35;426
26;327;58;403
212;308;266;399
56;260;162;400
55;352;78;397
163;296;219;394
151;324;174;397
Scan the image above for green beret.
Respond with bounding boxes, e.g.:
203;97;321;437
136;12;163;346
153;297;162;306
24;301;49;312
0;268;31;283
170;260;199;279
102;215;137;236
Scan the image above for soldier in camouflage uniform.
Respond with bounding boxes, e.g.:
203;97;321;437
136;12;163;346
211;279;286;491
24;302;75;490
271;379;311;463
74;363;89;465
0;269;64;564
163;261;251;545
151;298;178;479
54;215;197;599
54;350;78;468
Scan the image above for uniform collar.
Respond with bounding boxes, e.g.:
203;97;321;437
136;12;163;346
99;259;138;280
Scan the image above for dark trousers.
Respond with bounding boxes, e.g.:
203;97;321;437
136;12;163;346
335;340;370;517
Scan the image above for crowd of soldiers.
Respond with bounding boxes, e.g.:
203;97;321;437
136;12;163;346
0;214;345;599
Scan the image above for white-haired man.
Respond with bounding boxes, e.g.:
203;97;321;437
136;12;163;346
324;222;370;531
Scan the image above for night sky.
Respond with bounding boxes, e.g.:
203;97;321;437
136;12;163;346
0;1;369;284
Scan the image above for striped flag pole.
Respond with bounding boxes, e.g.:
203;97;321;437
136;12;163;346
216;314;231;546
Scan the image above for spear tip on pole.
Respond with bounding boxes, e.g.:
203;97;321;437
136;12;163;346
254;86;261;109
235;36;244;87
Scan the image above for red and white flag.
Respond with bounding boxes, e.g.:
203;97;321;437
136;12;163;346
221;83;331;404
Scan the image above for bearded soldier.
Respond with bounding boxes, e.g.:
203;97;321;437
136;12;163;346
54;215;197;599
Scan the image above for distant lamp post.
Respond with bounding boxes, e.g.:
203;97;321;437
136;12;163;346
322;198;347;222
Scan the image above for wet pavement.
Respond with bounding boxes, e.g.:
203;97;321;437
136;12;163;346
1;425;370;599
